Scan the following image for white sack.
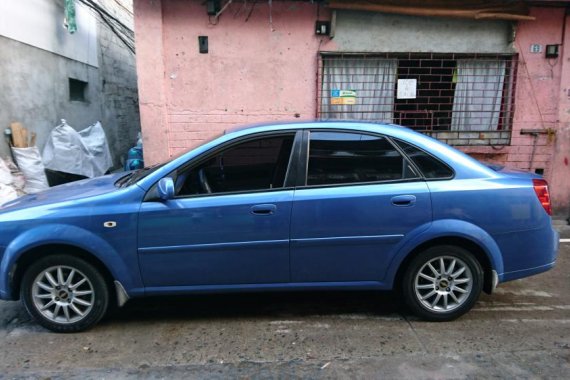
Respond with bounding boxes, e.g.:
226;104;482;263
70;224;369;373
0;157;13;185
43;120;113;178
11;147;49;194
0;184;18;203
5;158;26;193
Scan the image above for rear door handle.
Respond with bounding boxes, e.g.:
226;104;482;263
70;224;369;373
251;204;277;215
391;195;416;207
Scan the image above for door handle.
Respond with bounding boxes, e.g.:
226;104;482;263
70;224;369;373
251;204;277;215
391;195;416;207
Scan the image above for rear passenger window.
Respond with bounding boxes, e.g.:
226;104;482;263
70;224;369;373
307;132;418;186
394;139;454;179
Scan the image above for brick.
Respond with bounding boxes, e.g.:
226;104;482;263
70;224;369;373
489;138;510;145
447;139;467;145
432;132;459;140
533;154;554;162
508;154;530;162
467;139;490;146
514;145;534;154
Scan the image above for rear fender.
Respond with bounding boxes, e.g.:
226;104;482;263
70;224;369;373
385;219;504;286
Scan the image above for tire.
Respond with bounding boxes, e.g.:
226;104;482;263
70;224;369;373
402;245;483;321
20;254;109;333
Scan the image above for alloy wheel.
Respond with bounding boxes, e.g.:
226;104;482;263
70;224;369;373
31;265;95;324
414;255;473;313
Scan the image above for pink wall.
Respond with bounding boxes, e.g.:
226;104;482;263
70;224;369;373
510;8;568;213
463;8;565;176
508;8;564;175
134;1;569;213
133;0;170;164
550;12;570;213
135;0;333;162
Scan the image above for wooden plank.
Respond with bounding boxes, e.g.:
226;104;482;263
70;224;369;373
21;127;28;148
10;122;27;148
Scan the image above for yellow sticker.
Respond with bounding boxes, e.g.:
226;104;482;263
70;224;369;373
331;97;356;105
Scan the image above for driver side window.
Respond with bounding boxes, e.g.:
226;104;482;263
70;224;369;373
175;134;295;196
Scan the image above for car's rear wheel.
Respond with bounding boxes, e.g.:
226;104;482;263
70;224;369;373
21;255;109;333
402;245;483;321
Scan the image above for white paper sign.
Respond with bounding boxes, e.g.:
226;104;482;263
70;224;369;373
397;79;417;99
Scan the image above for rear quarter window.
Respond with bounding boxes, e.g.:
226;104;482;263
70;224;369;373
394;139;454;179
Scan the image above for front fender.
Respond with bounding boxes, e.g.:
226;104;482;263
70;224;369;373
384;219;504;286
0;224;139;300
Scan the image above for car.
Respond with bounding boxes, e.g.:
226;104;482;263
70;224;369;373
0;122;559;332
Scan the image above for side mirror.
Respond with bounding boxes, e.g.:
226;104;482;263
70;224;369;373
157;177;175;201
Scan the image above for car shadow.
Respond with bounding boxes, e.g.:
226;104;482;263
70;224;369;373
104;291;406;324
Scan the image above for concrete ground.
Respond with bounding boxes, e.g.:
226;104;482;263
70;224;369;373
0;230;569;379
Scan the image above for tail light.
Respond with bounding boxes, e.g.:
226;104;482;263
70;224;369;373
533;179;552;216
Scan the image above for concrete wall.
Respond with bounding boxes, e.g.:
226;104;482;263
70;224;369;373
0;0;140;170
0;0;98;67
97;0;141;167
0;35;102;158
333;11;514;53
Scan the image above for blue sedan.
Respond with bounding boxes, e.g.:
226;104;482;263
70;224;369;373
0;122;559;332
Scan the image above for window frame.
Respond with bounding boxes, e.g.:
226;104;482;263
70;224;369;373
69;78;88;102
317;52;518;147
145;130;302;201
297;129;425;189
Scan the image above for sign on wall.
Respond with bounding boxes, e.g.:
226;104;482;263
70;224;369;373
397;79;417;99
331;89;357;105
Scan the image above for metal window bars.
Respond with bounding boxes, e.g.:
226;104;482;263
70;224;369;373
317;52;518;146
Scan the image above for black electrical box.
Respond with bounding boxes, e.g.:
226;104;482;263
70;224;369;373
315;21;331;36
207;0;221;16
545;44;559;59
199;36;208;54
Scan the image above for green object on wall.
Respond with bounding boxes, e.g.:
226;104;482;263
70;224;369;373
64;0;77;34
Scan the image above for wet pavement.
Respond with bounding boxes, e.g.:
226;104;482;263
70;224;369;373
0;230;569;379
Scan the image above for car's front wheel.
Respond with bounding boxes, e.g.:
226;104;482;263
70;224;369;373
402;245;483;321
20;254;109;333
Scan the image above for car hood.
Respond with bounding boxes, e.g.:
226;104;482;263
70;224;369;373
0;173;128;212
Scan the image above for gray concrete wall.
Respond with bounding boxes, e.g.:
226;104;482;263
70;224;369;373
97;0;140;168
0;0;140;171
0;36;103;160
333;11;514;53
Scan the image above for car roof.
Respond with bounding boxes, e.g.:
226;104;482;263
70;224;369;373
136;121;499;191
225;120;405;136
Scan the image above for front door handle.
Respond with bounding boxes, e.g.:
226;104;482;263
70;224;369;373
391;195;416;207
251;204;277;215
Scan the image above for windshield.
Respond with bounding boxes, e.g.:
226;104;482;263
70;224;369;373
115;131;225;188
116;163;166;188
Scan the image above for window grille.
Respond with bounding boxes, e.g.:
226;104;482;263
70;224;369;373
317;53;518;146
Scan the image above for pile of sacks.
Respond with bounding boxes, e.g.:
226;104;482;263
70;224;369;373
0;157;26;203
0;120;114;205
